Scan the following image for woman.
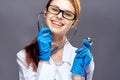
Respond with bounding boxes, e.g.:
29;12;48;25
17;0;95;80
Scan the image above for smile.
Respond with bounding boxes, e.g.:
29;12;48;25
51;20;64;27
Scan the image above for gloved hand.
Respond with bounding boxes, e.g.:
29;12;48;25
37;27;52;61
71;39;93;77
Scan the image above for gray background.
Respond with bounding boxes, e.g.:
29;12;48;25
0;0;120;80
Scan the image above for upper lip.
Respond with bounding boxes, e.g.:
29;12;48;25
51;20;64;26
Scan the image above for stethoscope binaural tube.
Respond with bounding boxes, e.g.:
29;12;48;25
37;12;44;31
37;12;78;54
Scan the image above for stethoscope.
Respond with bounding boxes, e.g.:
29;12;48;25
37;12;78;54
37;12;93;80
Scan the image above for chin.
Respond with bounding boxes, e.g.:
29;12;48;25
50;28;64;36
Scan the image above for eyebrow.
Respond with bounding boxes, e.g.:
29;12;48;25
49;4;75;14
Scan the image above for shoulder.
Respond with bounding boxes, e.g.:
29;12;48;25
16;49;28;67
66;41;77;52
17;49;26;60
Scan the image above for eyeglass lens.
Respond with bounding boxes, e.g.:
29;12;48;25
47;5;76;20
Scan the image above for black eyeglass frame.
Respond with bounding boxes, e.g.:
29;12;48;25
46;5;76;20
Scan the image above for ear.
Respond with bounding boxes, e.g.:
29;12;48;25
71;19;78;29
44;9;47;18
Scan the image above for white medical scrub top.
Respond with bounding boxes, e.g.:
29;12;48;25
17;41;95;80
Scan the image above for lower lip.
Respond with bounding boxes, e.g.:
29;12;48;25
51;20;63;28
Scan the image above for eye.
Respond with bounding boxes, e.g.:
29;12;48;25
48;5;59;14
51;7;59;12
64;11;75;19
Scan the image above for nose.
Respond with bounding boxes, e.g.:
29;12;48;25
56;12;63;19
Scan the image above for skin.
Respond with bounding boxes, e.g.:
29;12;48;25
44;0;76;63
44;0;77;43
43;0;83;80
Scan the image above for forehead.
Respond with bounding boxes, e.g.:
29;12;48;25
50;0;75;12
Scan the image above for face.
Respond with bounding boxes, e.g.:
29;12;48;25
45;0;76;36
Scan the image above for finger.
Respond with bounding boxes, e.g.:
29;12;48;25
37;30;52;41
83;39;91;49
75;47;85;53
76;49;89;58
84;54;92;66
39;27;50;35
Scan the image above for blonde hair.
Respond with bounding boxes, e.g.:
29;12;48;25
46;0;81;20
70;0;81;19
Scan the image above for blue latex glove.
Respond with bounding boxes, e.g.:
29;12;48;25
37;27;52;61
71;39;93;77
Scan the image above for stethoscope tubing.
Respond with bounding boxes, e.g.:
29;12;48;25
37;12;78;54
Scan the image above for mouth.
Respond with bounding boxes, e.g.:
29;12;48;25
51;20;64;28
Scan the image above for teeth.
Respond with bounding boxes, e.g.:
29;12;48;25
52;21;63;26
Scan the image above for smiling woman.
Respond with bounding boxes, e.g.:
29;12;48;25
16;0;95;80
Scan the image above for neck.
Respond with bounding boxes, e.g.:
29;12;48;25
51;34;66;63
51;33;66;48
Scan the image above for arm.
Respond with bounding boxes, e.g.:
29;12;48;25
72;75;84;80
71;39;94;80
16;50;56;80
16;50;36;80
86;58;95;80
71;59;95;80
17;27;55;80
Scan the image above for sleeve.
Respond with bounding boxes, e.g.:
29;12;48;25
86;58;95;80
16;50;57;80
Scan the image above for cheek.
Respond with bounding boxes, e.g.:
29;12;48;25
45;13;74;35
45;14;52;27
65;21;73;31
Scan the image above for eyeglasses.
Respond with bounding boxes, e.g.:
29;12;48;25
47;5;76;20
